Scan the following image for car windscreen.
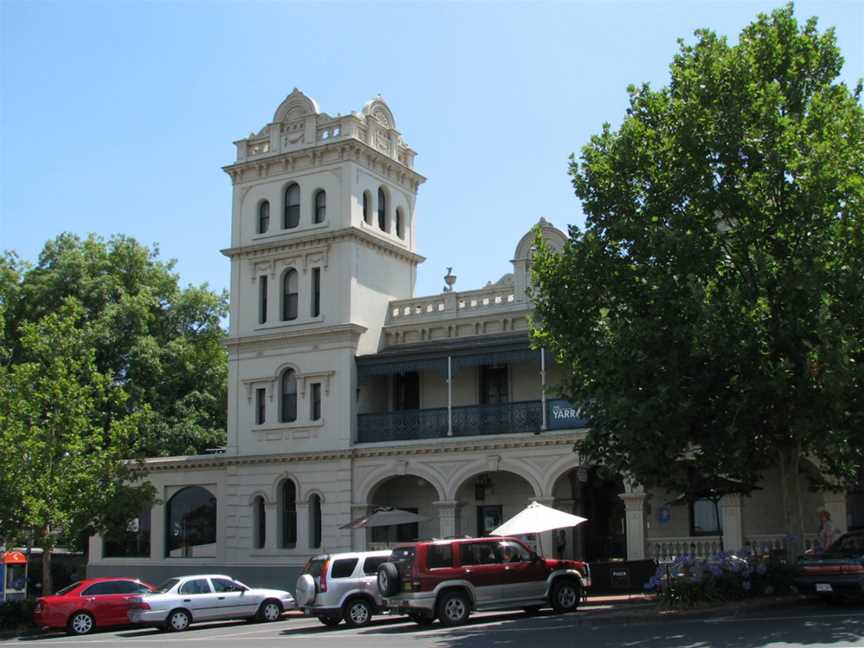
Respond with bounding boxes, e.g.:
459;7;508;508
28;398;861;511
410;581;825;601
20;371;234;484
155;578;180;593
56;581;81;596
303;558;328;576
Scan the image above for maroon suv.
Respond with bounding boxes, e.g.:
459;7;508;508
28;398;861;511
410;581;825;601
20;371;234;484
376;537;590;626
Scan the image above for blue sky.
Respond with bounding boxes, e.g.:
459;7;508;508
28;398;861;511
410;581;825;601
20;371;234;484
2;1;862;299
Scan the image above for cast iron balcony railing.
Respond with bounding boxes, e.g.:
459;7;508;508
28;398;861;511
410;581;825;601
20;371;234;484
356;399;584;443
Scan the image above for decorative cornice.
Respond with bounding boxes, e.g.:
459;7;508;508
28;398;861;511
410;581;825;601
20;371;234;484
224;323;367;350
223;139;426;187
140;431;585;473
221;226;425;265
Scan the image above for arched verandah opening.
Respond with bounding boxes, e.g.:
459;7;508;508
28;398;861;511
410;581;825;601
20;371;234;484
367;475;441;545
551;466;625;562
454;470;538;538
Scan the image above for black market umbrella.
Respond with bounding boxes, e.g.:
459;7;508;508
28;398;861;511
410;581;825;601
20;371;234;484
340;507;429;530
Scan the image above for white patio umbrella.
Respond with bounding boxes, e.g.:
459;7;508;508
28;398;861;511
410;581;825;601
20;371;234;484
491;501;587;556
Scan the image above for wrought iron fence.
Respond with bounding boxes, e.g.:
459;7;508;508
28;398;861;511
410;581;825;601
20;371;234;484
357;401;545;443
451;401;543;436
357;408;448;442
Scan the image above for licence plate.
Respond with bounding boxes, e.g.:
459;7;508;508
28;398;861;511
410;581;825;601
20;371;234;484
816;583;833;592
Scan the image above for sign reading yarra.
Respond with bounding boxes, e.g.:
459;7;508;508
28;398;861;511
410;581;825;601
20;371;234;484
546;399;586;430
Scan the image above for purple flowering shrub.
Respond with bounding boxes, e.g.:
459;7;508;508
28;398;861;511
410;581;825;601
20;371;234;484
645;550;795;608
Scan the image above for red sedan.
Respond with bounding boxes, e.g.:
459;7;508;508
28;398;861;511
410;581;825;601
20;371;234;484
33;577;155;635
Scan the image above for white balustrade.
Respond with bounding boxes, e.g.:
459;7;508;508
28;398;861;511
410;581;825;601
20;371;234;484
648;536;723;563
247;139;271;157
744;533;818;555
388;286;517;323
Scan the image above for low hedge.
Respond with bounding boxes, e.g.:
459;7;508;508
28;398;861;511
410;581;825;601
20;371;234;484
0;600;36;631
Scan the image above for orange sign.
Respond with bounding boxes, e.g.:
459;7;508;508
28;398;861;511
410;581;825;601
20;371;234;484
1;551;26;564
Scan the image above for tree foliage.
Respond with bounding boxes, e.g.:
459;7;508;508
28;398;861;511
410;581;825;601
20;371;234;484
531;5;864;541
0;301;155;591
1;233;228;456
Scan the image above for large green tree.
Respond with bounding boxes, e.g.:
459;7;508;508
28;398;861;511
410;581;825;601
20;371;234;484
0;301;154;594
2;233;228;456
531;5;864;553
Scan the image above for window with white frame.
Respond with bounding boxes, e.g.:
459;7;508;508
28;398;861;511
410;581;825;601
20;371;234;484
284;184;300;229
282;269;298;321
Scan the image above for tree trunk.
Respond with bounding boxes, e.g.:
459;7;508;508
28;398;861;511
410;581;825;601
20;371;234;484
39;524;53;596
41;546;53;596
778;445;805;562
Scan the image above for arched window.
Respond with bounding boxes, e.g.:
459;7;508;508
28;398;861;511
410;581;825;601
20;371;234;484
280;368;297;423
279;479;297;548
284;184;300;229
395;207;404;239
377;187;387;231
253;496;266;549
362;191;372;224
282;269;298;321
165;486;217;558
313;190;326;224
258;200;270;234
309;494;322;549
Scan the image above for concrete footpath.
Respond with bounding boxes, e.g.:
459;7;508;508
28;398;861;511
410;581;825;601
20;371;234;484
576;593;816;627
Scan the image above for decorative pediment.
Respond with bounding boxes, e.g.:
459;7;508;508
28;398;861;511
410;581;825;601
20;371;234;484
362;97;396;131
273;88;320;124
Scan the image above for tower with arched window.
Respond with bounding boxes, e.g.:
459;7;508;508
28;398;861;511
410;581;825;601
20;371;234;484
221;90;426;460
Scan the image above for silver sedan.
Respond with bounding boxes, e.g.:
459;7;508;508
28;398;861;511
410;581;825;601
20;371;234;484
128;574;295;632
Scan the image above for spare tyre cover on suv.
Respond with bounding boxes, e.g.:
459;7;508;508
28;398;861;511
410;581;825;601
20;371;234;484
295;574;317;607
377;562;401;597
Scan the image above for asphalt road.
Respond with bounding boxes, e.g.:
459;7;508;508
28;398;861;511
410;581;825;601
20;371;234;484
8;602;864;648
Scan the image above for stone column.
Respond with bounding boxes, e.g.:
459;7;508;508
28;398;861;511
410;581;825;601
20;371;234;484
265;502;278;550
296;502;310;550
720;494;743;552
89;535;103;562
351;504;368;551
823;491;848;539
434;501;461;539
150;501;165;560
620;492;647;560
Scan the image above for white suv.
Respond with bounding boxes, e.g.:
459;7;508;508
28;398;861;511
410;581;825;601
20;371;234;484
295;550;392;627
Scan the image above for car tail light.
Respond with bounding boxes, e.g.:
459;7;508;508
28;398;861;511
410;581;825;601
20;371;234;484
127;597;150;610
320;559;330;593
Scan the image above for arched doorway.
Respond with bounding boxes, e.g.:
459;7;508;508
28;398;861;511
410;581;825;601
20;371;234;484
552;467;625;562
454;471;537;538
368;475;441;545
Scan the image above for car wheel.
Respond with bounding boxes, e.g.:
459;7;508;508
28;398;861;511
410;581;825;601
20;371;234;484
437;591;470;627
523;606;542;615
409;611;435;626
258;599;283;622
343;598;373;628
166;608;192;632
550;579;580;614
377;562;401;597
67;611;95;635
318;616;342;627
